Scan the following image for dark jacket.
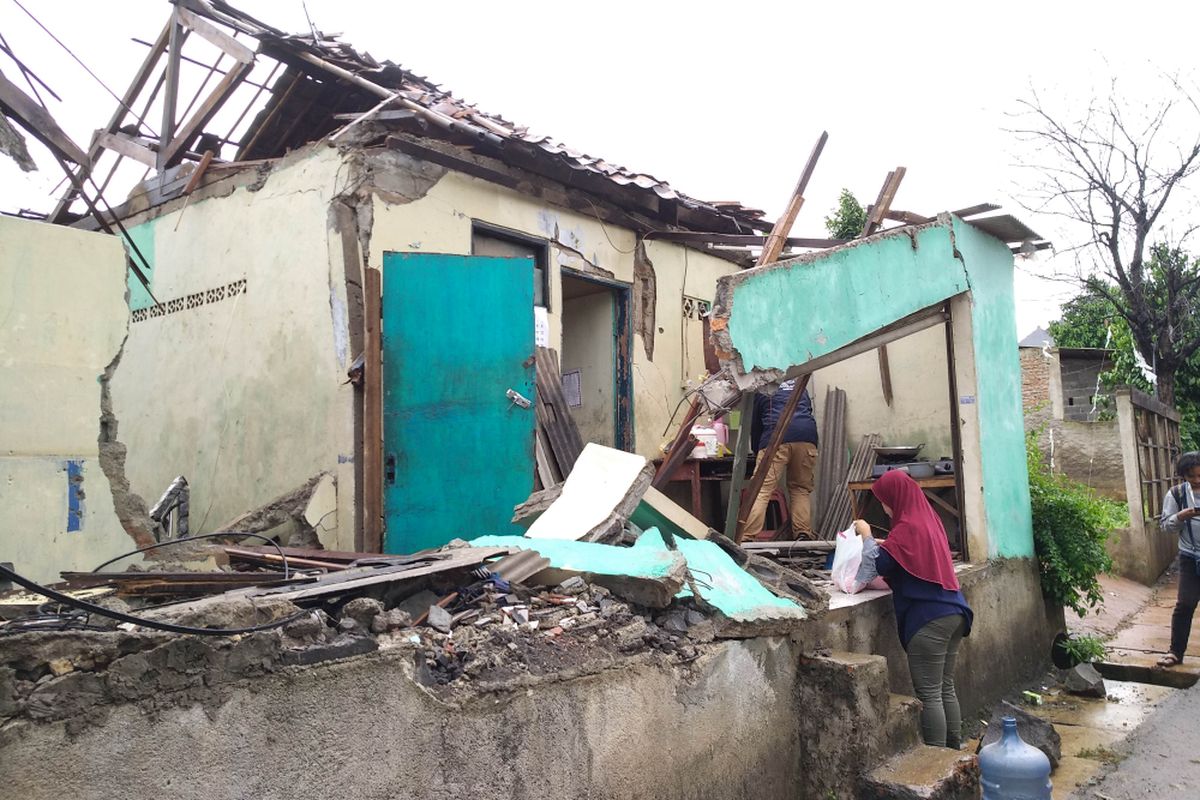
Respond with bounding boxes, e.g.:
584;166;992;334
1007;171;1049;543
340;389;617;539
867;539;973;649
752;381;818;452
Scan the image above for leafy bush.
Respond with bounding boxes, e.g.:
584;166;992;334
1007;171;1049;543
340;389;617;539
1027;430;1123;614
1061;634;1108;664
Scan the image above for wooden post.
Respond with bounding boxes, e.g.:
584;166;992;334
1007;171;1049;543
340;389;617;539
363;268;384;552
157;10;183;171
735;373;811;541
653;396;703;486
863;168;907;407
758;131;828;266
723;392;756;539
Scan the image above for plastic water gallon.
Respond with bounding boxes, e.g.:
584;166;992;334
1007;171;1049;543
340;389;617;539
979;717;1052;800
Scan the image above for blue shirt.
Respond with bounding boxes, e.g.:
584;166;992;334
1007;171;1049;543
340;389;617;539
861;537;973;649
751;382;818;451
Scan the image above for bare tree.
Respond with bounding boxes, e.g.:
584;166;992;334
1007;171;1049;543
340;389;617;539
1015;76;1200;405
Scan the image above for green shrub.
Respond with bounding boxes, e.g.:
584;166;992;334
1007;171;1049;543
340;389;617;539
1027;430;1124;615
1061;634;1108;664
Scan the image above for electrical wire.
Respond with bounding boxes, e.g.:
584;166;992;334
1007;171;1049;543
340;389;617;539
0;562;312;637
90;531;293;579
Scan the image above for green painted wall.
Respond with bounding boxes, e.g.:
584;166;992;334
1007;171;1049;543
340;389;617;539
719;219;1035;560
726;225;969;372
123;222;156;311
952;218;1034;558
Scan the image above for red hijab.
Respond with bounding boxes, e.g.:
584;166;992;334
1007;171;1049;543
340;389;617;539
872;470;960;591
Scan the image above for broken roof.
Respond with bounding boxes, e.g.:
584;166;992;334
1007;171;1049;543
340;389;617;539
50;0;768;235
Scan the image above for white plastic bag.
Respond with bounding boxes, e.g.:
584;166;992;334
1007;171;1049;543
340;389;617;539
830;525;889;594
831;525;867;594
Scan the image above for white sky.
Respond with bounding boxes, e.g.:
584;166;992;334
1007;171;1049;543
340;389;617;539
3;0;1199;336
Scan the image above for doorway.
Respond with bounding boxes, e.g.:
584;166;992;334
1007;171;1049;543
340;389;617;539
559;270;634;451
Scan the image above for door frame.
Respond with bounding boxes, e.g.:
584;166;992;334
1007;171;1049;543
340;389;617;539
560;268;635;452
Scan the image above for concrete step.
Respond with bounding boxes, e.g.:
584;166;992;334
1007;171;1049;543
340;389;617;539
880;693;923;758
859;745;980;800
1095;650;1200;689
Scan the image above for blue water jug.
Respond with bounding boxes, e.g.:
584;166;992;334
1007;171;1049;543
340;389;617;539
979;717;1052;799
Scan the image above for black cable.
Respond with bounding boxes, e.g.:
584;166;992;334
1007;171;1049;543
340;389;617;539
0;562;311;637
91;531;292;580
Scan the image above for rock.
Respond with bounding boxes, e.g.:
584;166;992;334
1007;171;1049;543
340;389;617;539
686;619;716;643
660;610;690;634
337;618;358;633
426;605;453;633
1064;662;1107;698
684;609;707;626
612;618;648;649
556;576;587;595
982;700;1061;768
47;659;74;677
396;590;440;620
340;597;384;629
370;609;412;634
283;611;327;642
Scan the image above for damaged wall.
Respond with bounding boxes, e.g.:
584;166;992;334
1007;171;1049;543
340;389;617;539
0;634;810;800
363;151;739;456
713;217;1034;560
0;217;135;581
109;147;357;550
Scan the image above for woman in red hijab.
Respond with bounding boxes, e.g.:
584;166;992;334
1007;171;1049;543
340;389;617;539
853;469;973;749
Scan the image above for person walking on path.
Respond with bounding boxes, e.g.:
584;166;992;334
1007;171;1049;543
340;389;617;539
1157;451;1200;668
853;470;973;748
741;379;818;541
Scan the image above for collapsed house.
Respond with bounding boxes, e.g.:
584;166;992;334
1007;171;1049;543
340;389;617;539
1;2;1067;798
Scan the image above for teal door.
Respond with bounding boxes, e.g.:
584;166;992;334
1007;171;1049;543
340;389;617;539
381;252;536;553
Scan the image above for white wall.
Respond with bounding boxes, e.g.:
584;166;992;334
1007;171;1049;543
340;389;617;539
0;216;133;581
811;324;954;459
561;289;616;447
111;147;357;549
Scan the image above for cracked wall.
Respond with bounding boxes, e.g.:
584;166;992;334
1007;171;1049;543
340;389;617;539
108;145;361;549
0;216;141;582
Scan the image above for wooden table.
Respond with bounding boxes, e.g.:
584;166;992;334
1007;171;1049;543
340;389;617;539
847;475;960;520
652;455;756;522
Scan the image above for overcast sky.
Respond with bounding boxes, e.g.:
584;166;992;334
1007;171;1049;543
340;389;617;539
3;0;1199;335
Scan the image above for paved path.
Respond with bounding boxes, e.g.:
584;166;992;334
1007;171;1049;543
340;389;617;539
1068;682;1200;799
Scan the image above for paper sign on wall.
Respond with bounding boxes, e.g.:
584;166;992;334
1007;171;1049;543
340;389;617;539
534;305;550;348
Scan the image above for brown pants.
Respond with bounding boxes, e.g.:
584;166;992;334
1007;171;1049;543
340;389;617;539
743;442;818;539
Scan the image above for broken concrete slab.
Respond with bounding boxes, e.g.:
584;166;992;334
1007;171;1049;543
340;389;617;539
629;486;711;540
426;604;453;633
511;484;563;528
525;444;653;543
468;534;686;608
632;530;806;635
860;746;980;800
981;700;1061;767
1064;662;1106;698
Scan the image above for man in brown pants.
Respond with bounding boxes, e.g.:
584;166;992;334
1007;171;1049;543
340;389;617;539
741;380;819;541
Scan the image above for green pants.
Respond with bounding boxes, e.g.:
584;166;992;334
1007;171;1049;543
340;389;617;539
907;613;966;748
